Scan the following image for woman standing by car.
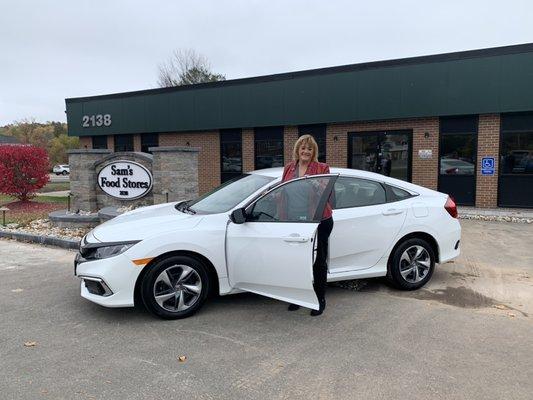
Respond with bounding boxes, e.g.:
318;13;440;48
282;134;333;316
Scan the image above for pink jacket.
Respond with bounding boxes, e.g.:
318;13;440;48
281;161;333;220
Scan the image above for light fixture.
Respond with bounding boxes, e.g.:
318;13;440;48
424;132;430;138
333;136;338;142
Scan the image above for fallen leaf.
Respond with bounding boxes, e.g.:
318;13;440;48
508;313;516;318
24;341;37;347
178;355;187;362
493;304;507;310
11;288;24;293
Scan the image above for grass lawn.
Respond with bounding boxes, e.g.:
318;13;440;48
0;194;68;226
38;181;70;193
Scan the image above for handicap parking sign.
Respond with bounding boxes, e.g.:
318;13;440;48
481;157;495;175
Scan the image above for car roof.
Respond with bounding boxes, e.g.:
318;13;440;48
250;167;441;196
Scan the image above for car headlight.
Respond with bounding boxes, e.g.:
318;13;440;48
81;241;140;260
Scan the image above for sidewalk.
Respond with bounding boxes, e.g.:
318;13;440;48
36;190;70;197
458;206;533;222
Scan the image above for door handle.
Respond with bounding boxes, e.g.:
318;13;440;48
382;209;403;216
283;236;310;243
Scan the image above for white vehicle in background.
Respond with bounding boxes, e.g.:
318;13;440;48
75;167;461;319
440;158;475;175
53;164;70;175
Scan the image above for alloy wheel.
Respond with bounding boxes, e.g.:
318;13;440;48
153;264;202;312
398;245;431;283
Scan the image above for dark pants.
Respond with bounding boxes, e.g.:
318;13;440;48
313;217;334;302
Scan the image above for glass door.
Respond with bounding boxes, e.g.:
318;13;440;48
348;131;412;182
381;131;411;181
438;116;478;206
499;113;533;208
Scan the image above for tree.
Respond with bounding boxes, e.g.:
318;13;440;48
2;120;74;167
0;145;50;201
48;134;79;165
157;49;226;87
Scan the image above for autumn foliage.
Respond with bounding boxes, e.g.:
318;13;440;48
0;145;50;201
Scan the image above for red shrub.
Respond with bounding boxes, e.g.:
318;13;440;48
0;145;50;201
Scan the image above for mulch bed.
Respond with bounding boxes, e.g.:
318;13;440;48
1;200;66;225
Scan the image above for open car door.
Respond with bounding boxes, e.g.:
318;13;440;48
226;174;338;310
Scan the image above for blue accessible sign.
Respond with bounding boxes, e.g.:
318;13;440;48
481;157;495;175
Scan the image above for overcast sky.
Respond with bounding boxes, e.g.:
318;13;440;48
1;0;532;125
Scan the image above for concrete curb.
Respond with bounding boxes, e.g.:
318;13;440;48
49;209;100;228
0;230;80;250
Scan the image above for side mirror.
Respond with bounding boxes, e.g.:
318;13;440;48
230;208;247;224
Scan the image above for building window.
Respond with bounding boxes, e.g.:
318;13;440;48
298;124;326;162
439;134;476;175
500;113;533;175
92;135;107;149
141;133;159;154
500;132;533;174
439;116;477;175
254;127;284;170
114;134;134;152
220;129;243;183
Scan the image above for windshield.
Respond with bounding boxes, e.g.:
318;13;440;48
185;174;275;214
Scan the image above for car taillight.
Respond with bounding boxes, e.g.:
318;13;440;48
444;196;458;218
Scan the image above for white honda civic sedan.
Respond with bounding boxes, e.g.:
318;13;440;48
75;168;461;319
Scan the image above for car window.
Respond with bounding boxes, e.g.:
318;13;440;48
248;176;334;223
333;177;386;209
386;185;413;202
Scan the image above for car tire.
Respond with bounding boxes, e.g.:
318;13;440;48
55;172;60;175
141;255;210;319
387;238;435;290
62;170;68;175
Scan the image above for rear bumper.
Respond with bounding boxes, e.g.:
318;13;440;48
438;219;461;263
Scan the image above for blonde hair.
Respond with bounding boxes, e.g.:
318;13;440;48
293;134;319;162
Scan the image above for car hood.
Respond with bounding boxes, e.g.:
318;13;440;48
91;202;203;243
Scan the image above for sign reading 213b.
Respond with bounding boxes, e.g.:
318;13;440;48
97;161;153;200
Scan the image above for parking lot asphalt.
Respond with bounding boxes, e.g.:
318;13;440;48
1;220;532;400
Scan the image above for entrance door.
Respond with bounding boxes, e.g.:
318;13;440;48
348;131;412;182
499;113;533;208
226;175;338;310
438;116;478;206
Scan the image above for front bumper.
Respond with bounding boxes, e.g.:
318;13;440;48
74;252;141;308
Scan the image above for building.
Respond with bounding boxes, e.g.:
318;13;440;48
0;134;20;144
66;43;533;208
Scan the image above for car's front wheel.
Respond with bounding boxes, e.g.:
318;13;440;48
387;238;435;290
141;255;210;319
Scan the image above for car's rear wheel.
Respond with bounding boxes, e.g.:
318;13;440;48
387;238;435;290
141;255;210;319
62;170;68;175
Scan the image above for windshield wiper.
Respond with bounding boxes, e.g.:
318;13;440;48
175;200;196;214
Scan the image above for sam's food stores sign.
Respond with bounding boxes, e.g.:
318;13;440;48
97;161;152;200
